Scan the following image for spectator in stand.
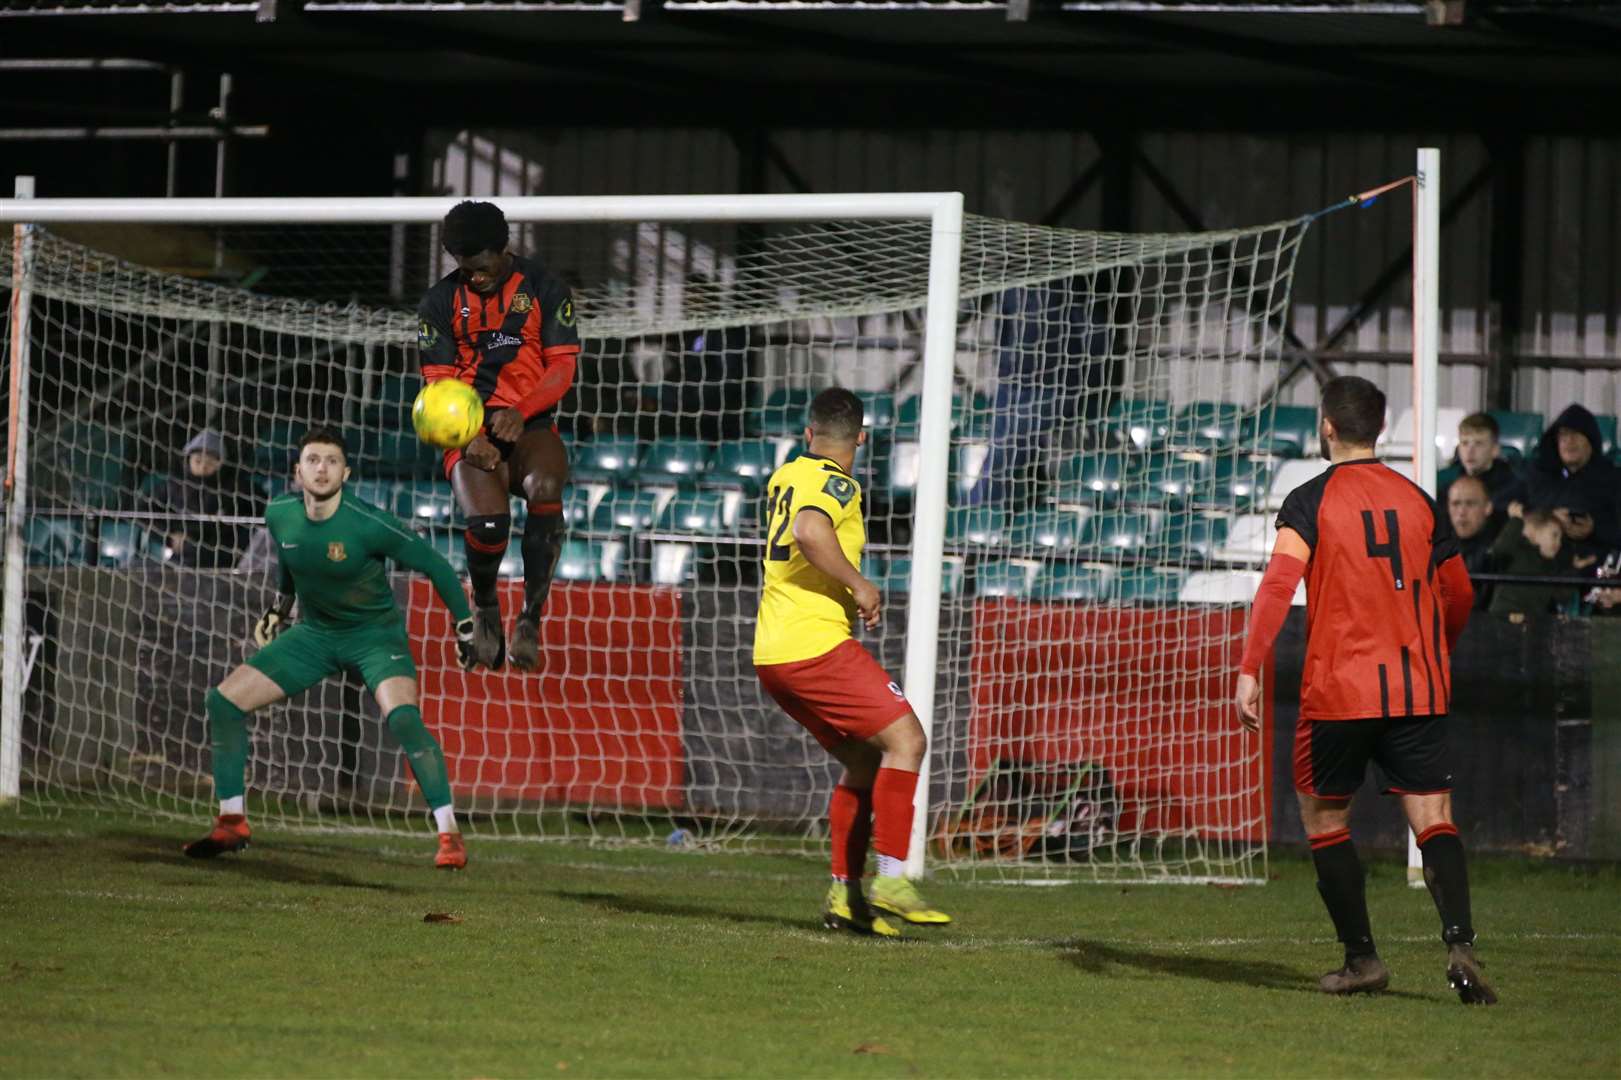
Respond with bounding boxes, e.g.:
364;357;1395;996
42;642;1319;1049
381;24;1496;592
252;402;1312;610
1498;404;1620;562
157;429;262;569
1447;474;1500;611
1438;413;1517;522
1487;507;1576;617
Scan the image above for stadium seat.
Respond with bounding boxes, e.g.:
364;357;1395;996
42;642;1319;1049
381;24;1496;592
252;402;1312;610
1265;457;1329;510
1385;458;1416;481
945;506;1009;548
590;487;666;533
348;480;401;516
1178;570;1262;605
1034;563;1112;601
26;517;84;565
857;390;897;431
1597;414;1618;456
94;520;156;566
753;388;817;437
555;538;605;582
1121;454;1207;508
253;420;305;476
1200;456;1273;511
1488;410;1543;460
1240;404;1317;458
975;559;1040;598
571;436;643;484
1117;567;1187;604
636;438;715;487
560;484;599;529
707;439;783;495
1102;399;1173;452
1050;452;1131;506
874;556;965;596
363;430;442;479
50;423;130;510
1172;402;1244;450
1009;507;1089;554
659;490;728;535
1382;406;1467;461
1083;511;1161;558
650;542;699;586
1213;514;1274;566
1159;512;1230;563
364;373;418;426
884;441;988;507
394;481;456;525
894;391;992;440
424;529;467;573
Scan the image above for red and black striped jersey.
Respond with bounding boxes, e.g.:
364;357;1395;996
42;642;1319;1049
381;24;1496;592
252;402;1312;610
415;254;581;420
1276;458;1462;722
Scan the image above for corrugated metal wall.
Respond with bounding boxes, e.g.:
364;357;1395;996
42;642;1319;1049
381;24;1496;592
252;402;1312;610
429;128;1621;423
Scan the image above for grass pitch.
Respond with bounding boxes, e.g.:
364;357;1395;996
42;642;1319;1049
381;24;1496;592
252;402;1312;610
1;806;1617;1078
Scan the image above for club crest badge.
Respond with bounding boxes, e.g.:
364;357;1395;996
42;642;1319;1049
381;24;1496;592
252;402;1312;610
327;541;347;562
823;475;857;507
512;292;533;313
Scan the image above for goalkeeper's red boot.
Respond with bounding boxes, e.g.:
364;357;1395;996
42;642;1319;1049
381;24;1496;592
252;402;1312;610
183;814;251;859
435;832;468;871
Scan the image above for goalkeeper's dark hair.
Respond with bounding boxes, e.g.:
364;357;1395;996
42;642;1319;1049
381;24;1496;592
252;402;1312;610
298;426;350;461
808;387;865;443
442;200;510;258
1320;375;1385;448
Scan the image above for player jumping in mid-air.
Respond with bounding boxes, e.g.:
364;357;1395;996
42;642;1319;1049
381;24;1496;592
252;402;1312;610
184;428;478;869
417;200;580;672
1235;375;1495;1003
753;387;951;937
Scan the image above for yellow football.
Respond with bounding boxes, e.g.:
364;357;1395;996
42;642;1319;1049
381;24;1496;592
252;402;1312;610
411;379;485;450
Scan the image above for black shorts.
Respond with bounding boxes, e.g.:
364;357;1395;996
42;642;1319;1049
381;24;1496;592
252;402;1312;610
442;410;558;479
1292;714;1452;799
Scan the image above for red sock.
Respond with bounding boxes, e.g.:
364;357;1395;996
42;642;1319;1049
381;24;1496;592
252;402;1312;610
872;767;919;861
828;784;873;881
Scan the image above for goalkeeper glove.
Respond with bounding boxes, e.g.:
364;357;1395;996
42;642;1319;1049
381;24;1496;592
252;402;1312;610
454;617;477;671
252;598;294;647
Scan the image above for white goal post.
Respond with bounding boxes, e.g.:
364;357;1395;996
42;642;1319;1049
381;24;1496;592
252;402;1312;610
2;186;1317;884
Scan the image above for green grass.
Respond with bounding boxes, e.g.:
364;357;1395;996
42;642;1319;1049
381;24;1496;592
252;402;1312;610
2;806;1617;1078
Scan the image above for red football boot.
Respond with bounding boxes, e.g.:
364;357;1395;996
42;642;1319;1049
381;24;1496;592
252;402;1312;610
435;831;467;870
184;814;251;859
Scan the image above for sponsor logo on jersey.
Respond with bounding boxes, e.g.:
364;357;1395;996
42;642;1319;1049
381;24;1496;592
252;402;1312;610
512;291;533;313
822;475;857;507
327;541;347;562
418;320;439;348
558;297;576;327
485;331;523;350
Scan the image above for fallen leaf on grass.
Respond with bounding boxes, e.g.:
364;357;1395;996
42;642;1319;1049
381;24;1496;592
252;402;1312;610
423;912;463;924
853;1043;891;1056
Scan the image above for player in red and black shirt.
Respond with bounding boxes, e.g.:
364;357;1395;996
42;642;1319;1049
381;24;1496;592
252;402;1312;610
417;201;581;671
1235;375;1496;1004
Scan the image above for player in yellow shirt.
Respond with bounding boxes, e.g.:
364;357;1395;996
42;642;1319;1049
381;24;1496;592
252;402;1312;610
754;387;951;936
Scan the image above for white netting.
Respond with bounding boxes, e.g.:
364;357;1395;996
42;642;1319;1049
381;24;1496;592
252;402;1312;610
1;207;1308;881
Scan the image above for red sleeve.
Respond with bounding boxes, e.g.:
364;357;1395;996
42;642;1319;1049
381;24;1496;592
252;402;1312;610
1436;553;1474;651
512;347;578;420
1239;553;1307;678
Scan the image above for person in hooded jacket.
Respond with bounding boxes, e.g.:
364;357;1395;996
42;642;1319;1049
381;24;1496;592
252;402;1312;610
156;429;263;569
1497;403;1620;562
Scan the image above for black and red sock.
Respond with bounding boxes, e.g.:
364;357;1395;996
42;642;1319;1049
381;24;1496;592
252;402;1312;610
1418;822;1475;945
1310;828;1376;959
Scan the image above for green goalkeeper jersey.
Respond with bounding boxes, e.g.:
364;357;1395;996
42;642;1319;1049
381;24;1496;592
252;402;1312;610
266;490;472;629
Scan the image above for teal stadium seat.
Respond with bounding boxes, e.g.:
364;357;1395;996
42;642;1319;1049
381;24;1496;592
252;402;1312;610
857;391;897;431
253;420;305;476
945;506;1009;548
1103;400;1173;452
894;391;992;440
27;517;84;565
1009;508;1088;555
975;559;1039;598
392;481;455;525
873;556;966;596
363;430;441;479
348;480;401;515
707;439;782;495
364;373;419;426
95;520;156;566
1159;512;1230;563
1240;404;1318;458
555;538;604;582
1122;455;1208;509
572;436;643;484
1488;410;1543;460
753;388;817;437
1084;511;1160;558
1173;402;1244;451
1596;415;1617;455
46;423;129;510
1199;456;1273;510
590;488;664;533
659;490;728;535
1035;563;1112;601
1050;453;1131;506
1117;567;1187;604
636;438;715;487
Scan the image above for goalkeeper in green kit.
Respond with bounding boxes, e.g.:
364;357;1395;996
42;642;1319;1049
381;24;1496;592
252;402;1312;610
184;428;478;870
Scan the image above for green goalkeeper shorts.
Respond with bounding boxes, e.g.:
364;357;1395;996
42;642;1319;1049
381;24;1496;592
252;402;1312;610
247;618;418;697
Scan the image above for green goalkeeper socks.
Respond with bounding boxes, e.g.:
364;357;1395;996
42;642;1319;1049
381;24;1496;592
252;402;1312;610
386;705;453;812
206;688;249;802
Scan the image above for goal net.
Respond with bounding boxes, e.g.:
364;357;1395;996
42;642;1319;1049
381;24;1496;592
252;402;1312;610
1;200;1308;883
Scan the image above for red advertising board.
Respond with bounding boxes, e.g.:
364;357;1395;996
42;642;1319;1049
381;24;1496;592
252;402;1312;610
969;599;1272;841
408;579;685;808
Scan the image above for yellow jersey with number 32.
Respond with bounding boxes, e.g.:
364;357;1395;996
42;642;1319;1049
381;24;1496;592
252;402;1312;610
752;452;866;665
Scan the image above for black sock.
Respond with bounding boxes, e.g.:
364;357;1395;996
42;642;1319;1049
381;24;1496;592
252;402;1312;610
464;514;511;608
1310;829;1376;959
1418;824;1474;945
520;504;565;618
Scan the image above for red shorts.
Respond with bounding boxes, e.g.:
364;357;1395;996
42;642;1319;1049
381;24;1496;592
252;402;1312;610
755;639;913;751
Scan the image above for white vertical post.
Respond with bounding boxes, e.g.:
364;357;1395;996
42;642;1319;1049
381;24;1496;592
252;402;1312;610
1410;146;1442;887
902;193;964;879
1;175;36;802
